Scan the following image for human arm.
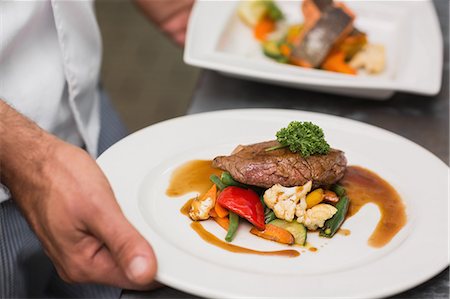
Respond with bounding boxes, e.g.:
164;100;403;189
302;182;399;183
0;99;156;289
133;0;194;46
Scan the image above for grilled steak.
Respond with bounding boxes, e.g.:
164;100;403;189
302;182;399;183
212;140;347;188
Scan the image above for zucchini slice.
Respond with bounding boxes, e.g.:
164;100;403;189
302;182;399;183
269;219;307;245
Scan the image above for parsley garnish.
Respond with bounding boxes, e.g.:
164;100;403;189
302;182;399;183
266;121;330;157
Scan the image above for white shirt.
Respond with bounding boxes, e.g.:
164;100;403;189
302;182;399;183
0;1;102;201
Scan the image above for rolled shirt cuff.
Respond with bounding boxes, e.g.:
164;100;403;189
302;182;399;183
0;183;11;203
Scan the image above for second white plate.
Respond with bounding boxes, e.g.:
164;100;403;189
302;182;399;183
184;0;443;99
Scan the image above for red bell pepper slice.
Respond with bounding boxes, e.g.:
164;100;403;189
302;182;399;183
217;186;266;230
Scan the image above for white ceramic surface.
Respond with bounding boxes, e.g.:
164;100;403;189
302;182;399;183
97;109;449;298
184;0;443;99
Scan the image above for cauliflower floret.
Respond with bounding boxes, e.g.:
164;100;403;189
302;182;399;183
349;44;385;74
263;181;312;222
296;203;337;230
189;196;214;221
273;199;297;222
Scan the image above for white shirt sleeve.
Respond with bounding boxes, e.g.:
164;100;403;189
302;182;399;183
0;184;11;203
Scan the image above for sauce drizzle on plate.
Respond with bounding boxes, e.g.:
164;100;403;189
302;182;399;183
166;160;222;197
191;222;300;258
341;166;407;248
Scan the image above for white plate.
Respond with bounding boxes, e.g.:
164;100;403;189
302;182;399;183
97;109;449;298
184;0;443;100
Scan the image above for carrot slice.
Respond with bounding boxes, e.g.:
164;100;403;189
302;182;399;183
250;224;295;245
202;184;217;201
279;44;292;57
198;184;217;218
213;216;230;231
253;18;275;41
215;202;229;218
289;56;313;68
321;50;357;75
209;209;218;218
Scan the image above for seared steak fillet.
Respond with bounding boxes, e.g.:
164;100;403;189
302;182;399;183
212;141;347;188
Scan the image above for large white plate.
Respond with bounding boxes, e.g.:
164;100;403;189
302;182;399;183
184;0;443;100
97;109;448;298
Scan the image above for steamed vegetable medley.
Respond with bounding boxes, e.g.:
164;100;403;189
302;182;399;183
189;172;349;246
188;121;350;246
237;0;385;75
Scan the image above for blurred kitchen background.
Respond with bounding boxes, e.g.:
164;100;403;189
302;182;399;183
95;1;200;133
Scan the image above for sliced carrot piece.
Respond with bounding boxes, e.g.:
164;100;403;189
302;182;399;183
279;44;292;57
321;50;357;75
202;184;217;201
250;224;295;245
289;56;313;68
213;216;229;231
209;208;218;218
215;202;229;218
253;18;276;41
198;184;216;218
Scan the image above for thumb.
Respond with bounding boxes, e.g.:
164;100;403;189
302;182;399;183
90;205;157;287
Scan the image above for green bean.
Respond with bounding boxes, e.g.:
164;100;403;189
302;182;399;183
221;172;248;189
225;212;239;242
331;184;346;198
264;209;276;224
259;194;267;208
221;172;265;195
260;194;276;223
319;185;350;238
209;174;227;190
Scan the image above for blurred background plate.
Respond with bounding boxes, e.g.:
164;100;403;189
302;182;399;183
184;0;443;99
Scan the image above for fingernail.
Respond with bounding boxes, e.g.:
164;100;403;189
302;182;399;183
127;256;148;282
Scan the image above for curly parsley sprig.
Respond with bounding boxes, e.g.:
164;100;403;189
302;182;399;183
266;121;330;157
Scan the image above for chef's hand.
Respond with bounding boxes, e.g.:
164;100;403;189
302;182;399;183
0;100;157;289
134;0;194;46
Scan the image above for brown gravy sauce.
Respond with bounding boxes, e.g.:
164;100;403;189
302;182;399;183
180;198;194;216
166;160;222;197
338;228;351;236
190;222;300;257
341;166;407;248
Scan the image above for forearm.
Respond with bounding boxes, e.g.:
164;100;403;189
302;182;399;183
0;99;56;194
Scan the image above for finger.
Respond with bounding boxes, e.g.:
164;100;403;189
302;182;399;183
161;8;190;39
156;0;194;26
87;203;157;288
87;244;155;290
55;232;156;290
